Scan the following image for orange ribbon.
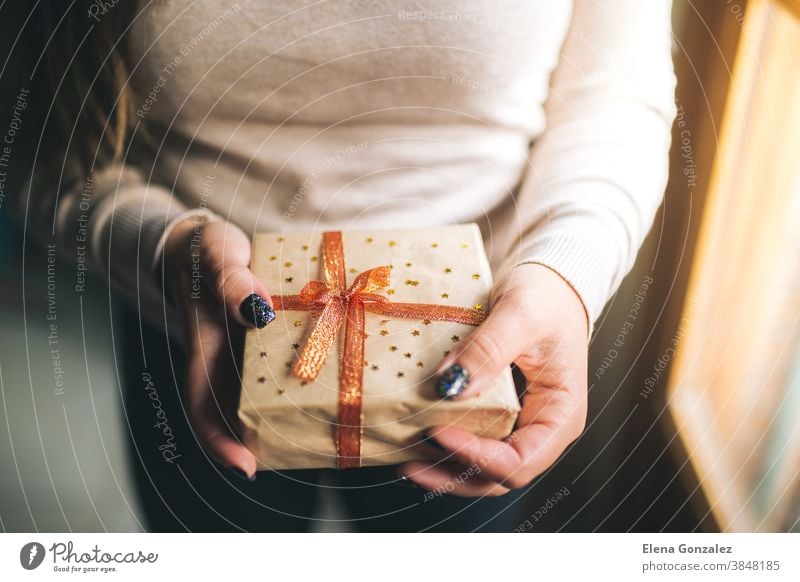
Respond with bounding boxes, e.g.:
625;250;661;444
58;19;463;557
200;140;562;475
272;231;485;468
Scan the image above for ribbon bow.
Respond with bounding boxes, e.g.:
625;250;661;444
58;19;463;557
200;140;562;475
273;231;485;468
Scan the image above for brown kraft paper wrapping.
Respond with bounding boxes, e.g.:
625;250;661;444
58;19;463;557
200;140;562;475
239;224;520;470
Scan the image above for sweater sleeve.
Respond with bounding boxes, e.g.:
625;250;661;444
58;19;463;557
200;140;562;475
17;155;213;336
495;0;676;333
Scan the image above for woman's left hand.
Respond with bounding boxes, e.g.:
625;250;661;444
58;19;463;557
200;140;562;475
398;263;589;496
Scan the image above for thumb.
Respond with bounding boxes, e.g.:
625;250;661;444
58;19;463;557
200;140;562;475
434;297;529;400
199;221;274;329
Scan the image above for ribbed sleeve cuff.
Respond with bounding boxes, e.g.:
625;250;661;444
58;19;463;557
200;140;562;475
92;185;187;330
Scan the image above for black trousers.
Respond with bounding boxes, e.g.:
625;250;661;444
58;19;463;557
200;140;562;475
121;311;529;532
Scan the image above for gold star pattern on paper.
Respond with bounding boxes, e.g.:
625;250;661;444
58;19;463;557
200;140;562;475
431;243;438;248
440;292;449;299
397;372;405;378
444;267;452;273
404;352;412;359
472;273;481;279
389;345;398;352
302;244;309;250
293;320;302;327
260;351;268;358
284;261;293;267
371;364;379;371
285;277;294;283
411;330;420;336
257;376;266;383
388;240;396;247
379;330;389;336
473;304;483;311
422;319;431;325
278;388;286;395
349;268;358;273
386;289;395;295
311;255;318;261
405;279;420;286
451;335;460;342
291;343;300;350
285;361;292;368
366;237;374;243
269;255;277;261
405;262;412;267
277;236;285;242
380;319;389;325
443;350;450;357
416;362;424;368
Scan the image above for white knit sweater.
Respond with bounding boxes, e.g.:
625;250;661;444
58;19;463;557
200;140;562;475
27;0;676;334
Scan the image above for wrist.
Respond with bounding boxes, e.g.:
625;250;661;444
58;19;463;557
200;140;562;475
164;217;200;262
161;212;214;304
493;262;590;339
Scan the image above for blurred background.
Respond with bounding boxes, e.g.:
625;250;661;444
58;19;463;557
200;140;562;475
1;0;799;532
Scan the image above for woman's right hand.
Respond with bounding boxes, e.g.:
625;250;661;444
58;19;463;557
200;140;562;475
162;217;274;481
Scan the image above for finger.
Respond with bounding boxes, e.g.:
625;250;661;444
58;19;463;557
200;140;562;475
426;377;585;489
183;282;257;478
423;426;524;485
434;296;535;399
398;461;510;497
198;222;274;329
190;400;258;480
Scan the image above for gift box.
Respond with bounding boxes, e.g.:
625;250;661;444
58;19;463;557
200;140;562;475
239;224;520;470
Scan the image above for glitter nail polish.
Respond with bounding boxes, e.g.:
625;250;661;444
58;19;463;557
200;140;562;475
435;363;469;399
240;293;275;328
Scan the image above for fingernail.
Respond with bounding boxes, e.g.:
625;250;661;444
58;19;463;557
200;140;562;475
239;293;275;328
419;430;446;452
228;467;256;482
394;474;420;488
435;363;469;399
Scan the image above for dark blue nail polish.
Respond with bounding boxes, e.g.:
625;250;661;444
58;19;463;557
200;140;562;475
394;474;420;488
240;293;275;328
419;431;446;452
228;467;255;482
435;364;469;399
